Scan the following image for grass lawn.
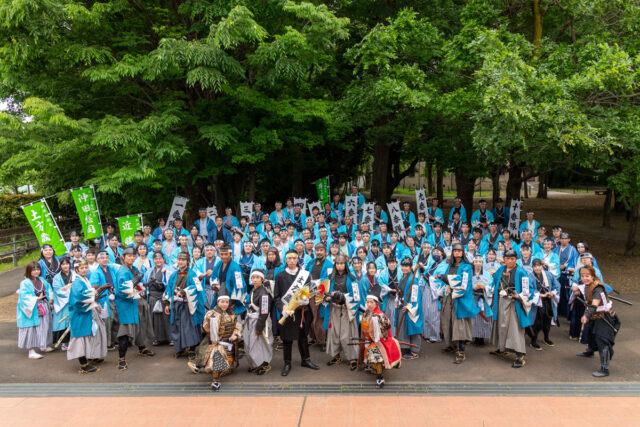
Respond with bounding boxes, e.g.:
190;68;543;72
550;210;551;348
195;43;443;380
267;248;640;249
0;249;40;274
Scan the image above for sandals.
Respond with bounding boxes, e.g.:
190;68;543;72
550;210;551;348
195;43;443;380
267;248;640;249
327;355;342;366
454;351;466;364
402;352;418;360
138;347;156;357
256;364;271;375
117;358;128;371
187;360;200;374
90;358;104;365
79;363;99;374
211;381;221;392
349;360;358;371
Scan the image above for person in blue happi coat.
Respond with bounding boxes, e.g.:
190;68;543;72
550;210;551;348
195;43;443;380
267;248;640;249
489;249;535;368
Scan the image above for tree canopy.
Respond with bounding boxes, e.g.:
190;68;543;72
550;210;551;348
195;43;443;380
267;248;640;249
1;0;640;250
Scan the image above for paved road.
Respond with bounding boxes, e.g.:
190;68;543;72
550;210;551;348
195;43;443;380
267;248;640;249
1;294;638;385
0;268;23;298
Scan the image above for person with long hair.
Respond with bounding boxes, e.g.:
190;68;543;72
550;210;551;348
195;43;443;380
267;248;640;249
51;257;73;351
576;266;620;377
17;261;53;359
38;244;60;285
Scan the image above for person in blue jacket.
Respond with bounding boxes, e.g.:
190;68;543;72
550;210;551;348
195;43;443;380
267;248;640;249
397;257;423;360
526;259;560;350
172;218;190;238
489;249;535;368
194;207;215;243
222;207;241;231
209;216;232;243
64;230;88;256
434;243;479;364
330;194;344;223
51;257;73;351
210;244;247;315
115;247;155;370
554;232;579;319
491;198;510;231
448;198;467;223
400;202;416;235
428;198;444;224
519;211;540;239
471;200;495;235
152;218;166;241
67;259;107;373
163;251;205;359
373;203;388;232
17;262;54;359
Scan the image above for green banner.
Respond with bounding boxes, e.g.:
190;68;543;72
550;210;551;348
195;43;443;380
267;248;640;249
71;186;103;239
21;199;67;256
117;214;142;246
314;176;330;205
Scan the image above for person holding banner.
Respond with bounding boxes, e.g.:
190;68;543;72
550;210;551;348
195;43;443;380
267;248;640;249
163;252;205;359
274;250;320;376
114;247;155;370
67;259;107;374
17;262;54;359
64;231;88;256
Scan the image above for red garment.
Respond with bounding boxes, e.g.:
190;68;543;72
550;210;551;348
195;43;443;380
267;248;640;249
372;307;401;369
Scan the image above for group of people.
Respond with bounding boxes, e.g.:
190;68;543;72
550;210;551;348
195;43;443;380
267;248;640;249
16;187;620;389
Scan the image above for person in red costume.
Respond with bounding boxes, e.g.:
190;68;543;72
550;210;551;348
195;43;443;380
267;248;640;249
358;284;402;388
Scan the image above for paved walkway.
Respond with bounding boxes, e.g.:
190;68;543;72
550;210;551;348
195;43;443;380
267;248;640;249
1;395;639;426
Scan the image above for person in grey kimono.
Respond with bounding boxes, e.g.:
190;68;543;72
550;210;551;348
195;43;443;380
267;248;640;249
489;250;535;368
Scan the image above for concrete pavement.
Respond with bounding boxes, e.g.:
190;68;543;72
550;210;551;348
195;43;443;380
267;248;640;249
1;294;638;385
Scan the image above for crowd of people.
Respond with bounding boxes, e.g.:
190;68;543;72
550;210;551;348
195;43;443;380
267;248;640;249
15;185;620;390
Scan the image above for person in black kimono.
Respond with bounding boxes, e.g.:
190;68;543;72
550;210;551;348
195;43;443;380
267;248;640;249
274;250;320;376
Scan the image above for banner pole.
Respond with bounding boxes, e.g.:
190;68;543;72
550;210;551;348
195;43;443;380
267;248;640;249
42;197;67;251
90;185;106;247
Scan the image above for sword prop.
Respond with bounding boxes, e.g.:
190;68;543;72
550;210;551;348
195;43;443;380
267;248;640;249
349;337;419;349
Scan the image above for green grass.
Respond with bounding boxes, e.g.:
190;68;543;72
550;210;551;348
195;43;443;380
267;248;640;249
549;188;596;194
393;188;489;197
0;249;40;274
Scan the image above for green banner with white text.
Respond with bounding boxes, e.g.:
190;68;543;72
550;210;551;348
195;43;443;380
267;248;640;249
71;186;103;239
117;214;142;246
21;199;67;256
314;176;330;205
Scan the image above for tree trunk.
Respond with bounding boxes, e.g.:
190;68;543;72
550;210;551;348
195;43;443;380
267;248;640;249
523;172;529;198
427;163;434;195
536;172;545;198
532;0;543;49
436;168;444;206
624;203;640;255
492;168;501;205
602;188;613;228
455;170;475;225
370;140;391;203
248;170;256;202
506;165;523;203
290;145;304;196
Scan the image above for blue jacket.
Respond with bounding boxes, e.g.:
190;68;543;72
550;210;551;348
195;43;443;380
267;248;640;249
164;268;205;326
491;265;535;328
89;265;119;317
194;217;216;242
320;272;367;330
69;276;96;338
433;261;479;319
114;266;141;325
51;272;72;331
211;260;247;314
210;226;232;243
16;278;52;329
448;205;467;223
